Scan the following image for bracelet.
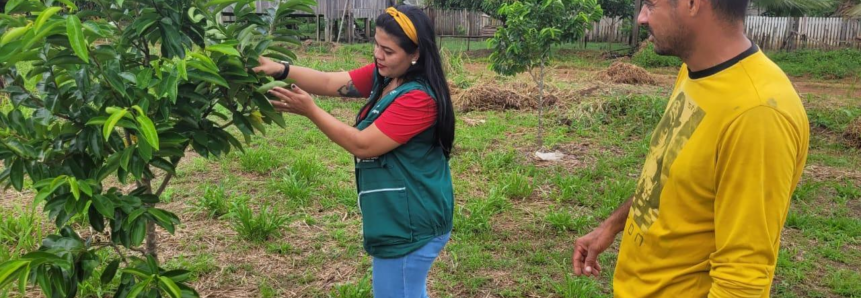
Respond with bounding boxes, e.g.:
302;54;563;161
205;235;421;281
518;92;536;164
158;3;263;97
274;60;290;80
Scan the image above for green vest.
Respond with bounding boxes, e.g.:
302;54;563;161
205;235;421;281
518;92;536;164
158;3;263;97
355;73;454;258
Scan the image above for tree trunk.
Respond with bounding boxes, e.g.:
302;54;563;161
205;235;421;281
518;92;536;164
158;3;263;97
537;59;545;150
141;177;158;257
632;0;642;49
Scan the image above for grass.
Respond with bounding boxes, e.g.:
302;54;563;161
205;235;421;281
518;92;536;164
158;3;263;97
769;48;861;79
330;273;373;298
2;43;860;297
631;43;861;80
191;183;234;219
228;202;290;243
0;205;44;259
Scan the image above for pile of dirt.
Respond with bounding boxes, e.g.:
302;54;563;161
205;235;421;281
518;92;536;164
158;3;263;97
844;117;861;148
453;81;561;112
598;62;657;85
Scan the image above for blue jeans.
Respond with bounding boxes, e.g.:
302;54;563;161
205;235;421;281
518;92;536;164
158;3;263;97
372;232;451;298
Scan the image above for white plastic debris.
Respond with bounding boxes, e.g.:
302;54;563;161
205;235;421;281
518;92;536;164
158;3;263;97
535;151;565;161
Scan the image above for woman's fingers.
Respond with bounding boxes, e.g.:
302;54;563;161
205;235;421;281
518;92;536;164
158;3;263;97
269;87;293;102
269;100;290;112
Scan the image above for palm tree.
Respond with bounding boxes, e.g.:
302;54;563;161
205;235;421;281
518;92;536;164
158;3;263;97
834;0;861;18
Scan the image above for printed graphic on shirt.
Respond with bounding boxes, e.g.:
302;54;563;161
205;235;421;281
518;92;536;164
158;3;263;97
630;92;706;238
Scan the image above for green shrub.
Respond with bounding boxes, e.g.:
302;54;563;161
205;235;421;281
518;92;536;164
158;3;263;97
631;43;682;68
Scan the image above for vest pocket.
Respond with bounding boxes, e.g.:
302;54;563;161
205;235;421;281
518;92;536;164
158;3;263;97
359;180;412;246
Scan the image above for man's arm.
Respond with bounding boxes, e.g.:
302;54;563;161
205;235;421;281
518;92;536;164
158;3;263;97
572;197;632;277
709;106;802;297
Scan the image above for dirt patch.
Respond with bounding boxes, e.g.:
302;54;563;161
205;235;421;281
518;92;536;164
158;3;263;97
804;164;861;184
453;81;564;112
843;117;861;149
597;62;657;85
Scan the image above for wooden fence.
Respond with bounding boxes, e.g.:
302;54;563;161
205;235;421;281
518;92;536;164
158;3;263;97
424;9;503;37
586;17;628;44
587;16;861;50
746;16;861;50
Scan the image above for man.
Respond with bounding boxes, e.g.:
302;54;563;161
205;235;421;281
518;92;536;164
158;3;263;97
571;0;809;297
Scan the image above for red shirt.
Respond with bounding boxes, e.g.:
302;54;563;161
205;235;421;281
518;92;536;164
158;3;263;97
348;63;437;144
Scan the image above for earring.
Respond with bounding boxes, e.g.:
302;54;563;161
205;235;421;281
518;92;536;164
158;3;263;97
411;60;417;65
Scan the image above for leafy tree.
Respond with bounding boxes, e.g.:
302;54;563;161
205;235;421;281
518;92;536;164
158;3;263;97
427;0;515;21
599;0;632;19
0;0;313;296
488;0;602;149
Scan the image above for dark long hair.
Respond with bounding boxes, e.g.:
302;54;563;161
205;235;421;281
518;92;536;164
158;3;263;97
369;4;455;158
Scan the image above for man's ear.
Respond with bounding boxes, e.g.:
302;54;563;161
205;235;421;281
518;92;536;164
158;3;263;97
688;0;705;17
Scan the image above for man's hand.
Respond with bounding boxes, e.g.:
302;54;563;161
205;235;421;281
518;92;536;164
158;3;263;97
572;226;618;277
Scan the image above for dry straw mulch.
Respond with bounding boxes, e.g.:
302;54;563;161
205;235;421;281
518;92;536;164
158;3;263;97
597;62;657;85
844;117;861;149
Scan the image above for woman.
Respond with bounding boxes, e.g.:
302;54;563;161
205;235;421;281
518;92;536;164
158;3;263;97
253;5;455;297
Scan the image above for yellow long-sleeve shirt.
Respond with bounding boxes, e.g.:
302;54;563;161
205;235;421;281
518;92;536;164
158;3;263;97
613;45;809;298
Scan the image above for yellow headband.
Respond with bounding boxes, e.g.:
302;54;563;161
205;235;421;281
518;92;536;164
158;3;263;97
386;7;418;45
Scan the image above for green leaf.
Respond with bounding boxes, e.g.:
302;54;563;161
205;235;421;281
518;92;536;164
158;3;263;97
186;60;218;76
148;208;177;234
103;108;128;141
134;111;160;151
21;21;63;51
126;208;147;226
10;158;24;191
162;270;192;283
119;72;137;84
130;218;146;247
0;24;31;46
78;181;93;197
150;158;176;175
67;15;89;63
17;264;29;294
35;7;63;32
86;116;109;126
137;68;153;88
56;0;78;11
204;0;240;9
159;71;179;103
188;7;204;23
98;152;122;182
35;176;67;203
89;205;106;232
101;260;120;284
0;260;28;289
129;154;145;180
121;268;150;280
121;146;134;171
187;70;229;88
137;136;153;162
158;276;182;298
92;195;115;219
69;177;80;200
177;60;188;81
205;43;241;57
256;80;288;93
126;275;153;298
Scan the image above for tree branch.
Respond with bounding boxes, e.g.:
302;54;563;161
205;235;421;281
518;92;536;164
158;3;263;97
218;120;234;129
155;173;173;197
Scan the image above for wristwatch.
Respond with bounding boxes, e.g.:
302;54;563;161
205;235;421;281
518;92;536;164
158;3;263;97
274;60;290;80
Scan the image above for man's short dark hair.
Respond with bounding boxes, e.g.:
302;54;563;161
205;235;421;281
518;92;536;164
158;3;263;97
711;0;750;22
